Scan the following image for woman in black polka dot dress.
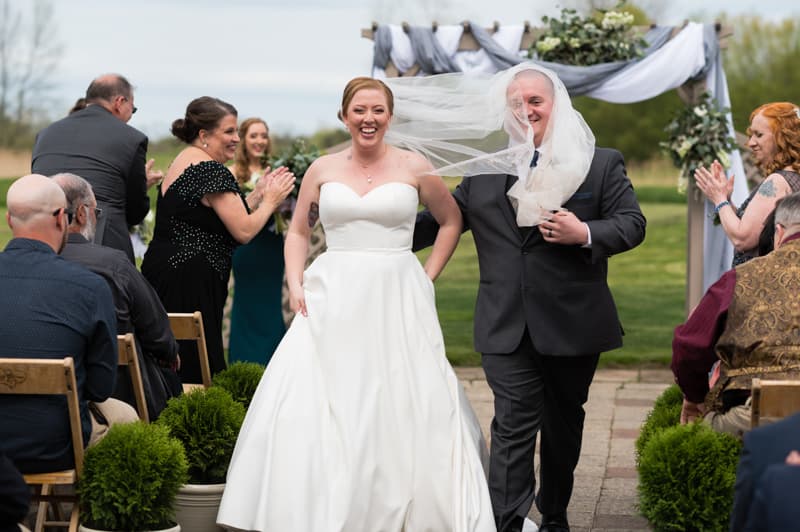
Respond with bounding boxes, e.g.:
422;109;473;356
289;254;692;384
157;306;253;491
142;97;294;384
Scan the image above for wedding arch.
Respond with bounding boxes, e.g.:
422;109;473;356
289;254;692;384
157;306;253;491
362;20;743;312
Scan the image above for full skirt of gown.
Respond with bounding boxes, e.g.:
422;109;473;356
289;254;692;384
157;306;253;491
217;182;495;532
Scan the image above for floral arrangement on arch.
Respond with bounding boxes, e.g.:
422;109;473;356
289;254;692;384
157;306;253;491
265;138;321;234
660;95;737;194
530;5;648;66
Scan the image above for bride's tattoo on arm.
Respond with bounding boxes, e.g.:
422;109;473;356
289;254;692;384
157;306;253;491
308;202;319;227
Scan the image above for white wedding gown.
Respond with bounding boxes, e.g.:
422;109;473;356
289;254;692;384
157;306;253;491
217;181;496;532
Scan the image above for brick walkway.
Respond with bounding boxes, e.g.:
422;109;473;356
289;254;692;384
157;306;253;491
456;367;673;532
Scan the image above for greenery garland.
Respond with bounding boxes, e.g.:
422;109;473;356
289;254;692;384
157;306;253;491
660;94;737;193
530;5;647;65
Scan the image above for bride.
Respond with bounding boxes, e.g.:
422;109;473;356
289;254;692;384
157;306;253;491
216;77;496;532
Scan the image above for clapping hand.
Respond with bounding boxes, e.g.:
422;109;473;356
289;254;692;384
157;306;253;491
694;160;733;205
255;166;295;209
145;158;165;188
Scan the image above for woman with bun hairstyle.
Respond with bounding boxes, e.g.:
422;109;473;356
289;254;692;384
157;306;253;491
142;97;294;384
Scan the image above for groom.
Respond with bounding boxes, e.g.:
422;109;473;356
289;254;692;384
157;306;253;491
413;67;645;532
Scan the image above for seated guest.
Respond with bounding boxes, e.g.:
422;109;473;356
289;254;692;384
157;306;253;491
672;191;800;438
0;174;137;474
53;173;182;420
0;451;29;532
730;413;800;531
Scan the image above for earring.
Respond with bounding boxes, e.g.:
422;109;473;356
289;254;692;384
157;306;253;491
203;142;208;148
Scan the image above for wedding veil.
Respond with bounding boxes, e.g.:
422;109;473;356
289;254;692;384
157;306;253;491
383;63;596;225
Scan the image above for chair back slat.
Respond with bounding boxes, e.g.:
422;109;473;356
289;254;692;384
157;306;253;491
168;311;212;388
751;378;800;428
117;333;149;423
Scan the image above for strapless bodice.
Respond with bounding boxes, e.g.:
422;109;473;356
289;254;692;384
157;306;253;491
319;181;418;252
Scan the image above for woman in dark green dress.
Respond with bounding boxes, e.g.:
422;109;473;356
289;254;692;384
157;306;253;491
228;118;288;364
142;98;294;384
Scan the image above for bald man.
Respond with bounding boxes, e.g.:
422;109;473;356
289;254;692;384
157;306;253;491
0;174;136;474
31;73;161;263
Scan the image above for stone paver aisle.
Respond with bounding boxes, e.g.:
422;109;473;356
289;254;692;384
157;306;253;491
455;367;673;532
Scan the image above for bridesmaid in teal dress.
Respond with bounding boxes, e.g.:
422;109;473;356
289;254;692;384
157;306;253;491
229;118;287;364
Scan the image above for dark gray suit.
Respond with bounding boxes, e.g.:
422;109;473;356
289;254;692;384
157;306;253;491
414;147;645;531
32;104;149;262
60;233;180;420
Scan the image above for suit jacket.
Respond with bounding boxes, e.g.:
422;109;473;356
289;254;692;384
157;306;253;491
743;462;800;532
31;104;150;262
730;412;800;532
413;147;646;355
61;233;180;419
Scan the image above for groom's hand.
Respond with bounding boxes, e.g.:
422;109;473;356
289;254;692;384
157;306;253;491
539;210;588;245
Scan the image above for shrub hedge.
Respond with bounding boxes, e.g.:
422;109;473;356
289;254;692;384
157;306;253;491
79;422;188;531
638;422;741;531
212;361;265;409
635;384;683;466
157;387;245;484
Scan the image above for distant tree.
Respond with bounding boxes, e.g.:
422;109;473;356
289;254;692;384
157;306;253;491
722;15;800;131
0;0;61;149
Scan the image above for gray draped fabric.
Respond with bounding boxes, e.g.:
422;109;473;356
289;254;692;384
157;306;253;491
372;25;393;72
405;26;461;74
466;22;524;71
372;23;680;96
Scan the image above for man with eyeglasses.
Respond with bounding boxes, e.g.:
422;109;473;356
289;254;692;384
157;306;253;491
0;174;138;475
31;73;163;263
54;172;181;420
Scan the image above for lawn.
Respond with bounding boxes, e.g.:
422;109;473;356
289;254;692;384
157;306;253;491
0;157;688;368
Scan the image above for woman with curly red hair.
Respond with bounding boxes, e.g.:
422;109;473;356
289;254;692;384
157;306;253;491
696;101;800;265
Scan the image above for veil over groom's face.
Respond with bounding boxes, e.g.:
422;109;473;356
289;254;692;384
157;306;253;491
505;70;554;148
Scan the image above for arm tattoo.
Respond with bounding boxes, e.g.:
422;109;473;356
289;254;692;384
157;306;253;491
758;179;776;197
308;202;319;228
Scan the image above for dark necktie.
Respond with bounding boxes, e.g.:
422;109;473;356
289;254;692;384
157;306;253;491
530;150;540;168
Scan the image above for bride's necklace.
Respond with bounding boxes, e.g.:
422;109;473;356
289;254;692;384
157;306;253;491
351;145;388;184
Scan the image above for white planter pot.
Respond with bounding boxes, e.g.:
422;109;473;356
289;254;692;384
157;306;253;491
173;483;226;532
79;524;180;532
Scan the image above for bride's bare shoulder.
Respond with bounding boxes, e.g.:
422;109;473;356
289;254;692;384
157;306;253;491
394;146;434;174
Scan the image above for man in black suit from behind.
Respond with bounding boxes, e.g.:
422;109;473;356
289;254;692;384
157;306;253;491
413;64;646;532
32;73;161;263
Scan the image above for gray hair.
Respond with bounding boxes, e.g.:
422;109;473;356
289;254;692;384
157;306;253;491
775;191;800;231
50;173;94;213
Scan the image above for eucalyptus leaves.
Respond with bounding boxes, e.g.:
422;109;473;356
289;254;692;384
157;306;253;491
530;7;647;66
661;96;736;193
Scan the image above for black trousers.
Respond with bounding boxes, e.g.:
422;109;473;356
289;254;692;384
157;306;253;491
482;330;599;532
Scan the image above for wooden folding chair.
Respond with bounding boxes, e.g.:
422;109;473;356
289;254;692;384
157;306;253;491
168;311;212;391
0;357;83;532
117;333;149;423
751;378;800;428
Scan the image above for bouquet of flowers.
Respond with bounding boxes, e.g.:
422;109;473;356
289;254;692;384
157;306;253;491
265;139;321;234
660;95;737;193
530;5;647;66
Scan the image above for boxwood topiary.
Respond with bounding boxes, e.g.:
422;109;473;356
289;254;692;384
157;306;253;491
157;386;246;484
635;384;683;465
212;361;265;409
78;422;188;531
638;422;742;532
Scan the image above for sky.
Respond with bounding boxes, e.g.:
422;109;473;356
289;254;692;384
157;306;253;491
6;0;799;140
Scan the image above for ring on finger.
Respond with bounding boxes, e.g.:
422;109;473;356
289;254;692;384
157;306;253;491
548;229;553;237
